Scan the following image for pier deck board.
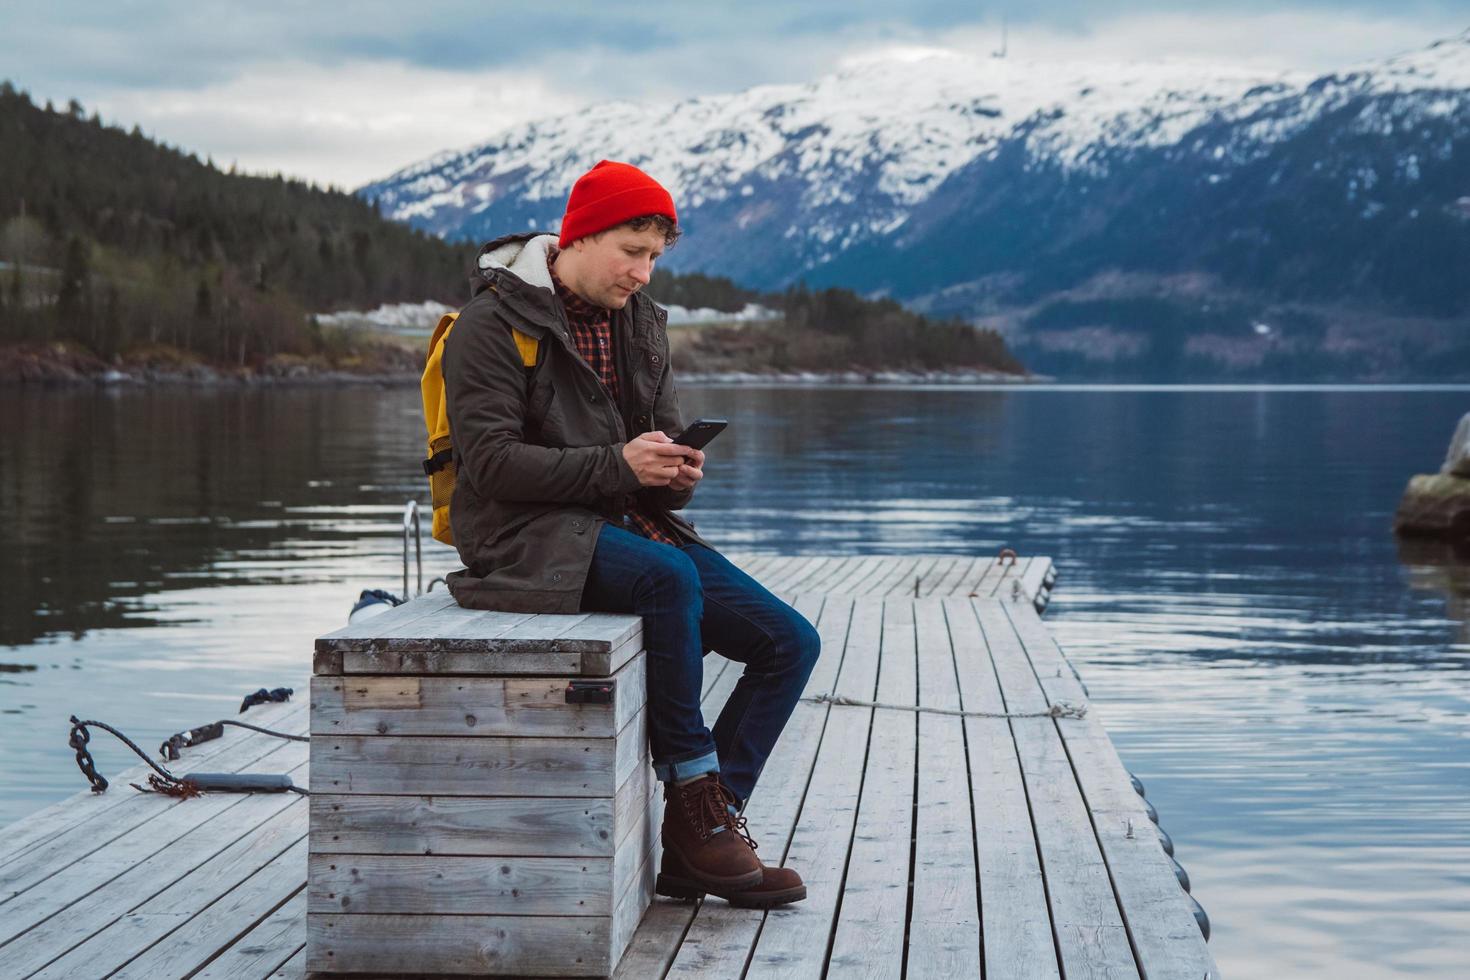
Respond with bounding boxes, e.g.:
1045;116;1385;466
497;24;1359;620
0;552;1217;979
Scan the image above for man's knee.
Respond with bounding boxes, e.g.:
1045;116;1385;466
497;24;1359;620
784;614;822;676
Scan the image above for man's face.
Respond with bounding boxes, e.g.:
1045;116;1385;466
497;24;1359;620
570;224;666;310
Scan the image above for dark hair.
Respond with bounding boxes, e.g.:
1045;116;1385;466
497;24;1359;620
594;213;682;249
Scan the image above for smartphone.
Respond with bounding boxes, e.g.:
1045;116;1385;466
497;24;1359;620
669;418;728;451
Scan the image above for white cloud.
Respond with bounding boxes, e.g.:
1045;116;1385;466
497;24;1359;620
86;60;586;189
876;9;1466;74
52;9;1468;189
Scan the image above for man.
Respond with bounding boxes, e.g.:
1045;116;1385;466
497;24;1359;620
442;159;821;908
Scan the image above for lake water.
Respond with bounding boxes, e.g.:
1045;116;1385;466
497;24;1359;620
2;383;1467;978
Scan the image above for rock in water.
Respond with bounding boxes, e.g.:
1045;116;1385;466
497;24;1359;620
1396;416;1470;540
1395;474;1470;539
1442;413;1470;479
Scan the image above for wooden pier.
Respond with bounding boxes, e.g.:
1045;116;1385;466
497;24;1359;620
0;553;1217;979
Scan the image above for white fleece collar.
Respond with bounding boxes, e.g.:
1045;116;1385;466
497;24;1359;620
477;234;558;291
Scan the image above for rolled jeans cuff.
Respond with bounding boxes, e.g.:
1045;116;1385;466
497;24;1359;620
652;748;720;784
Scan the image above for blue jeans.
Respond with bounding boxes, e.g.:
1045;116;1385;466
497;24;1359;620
579;522;821;806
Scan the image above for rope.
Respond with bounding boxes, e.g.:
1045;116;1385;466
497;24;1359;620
220;720;309;741
70;712;308;798
799;692;1087;720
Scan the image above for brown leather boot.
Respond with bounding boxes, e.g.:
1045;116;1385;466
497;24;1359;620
656;845;808;909
659;774;763;894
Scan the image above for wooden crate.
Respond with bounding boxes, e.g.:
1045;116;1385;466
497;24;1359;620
306;593;660;977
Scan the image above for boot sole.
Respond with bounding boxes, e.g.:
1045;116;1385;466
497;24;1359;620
656;871;808;909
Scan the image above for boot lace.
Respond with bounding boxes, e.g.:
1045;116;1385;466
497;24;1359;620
730;811;760;853
685;775;757;848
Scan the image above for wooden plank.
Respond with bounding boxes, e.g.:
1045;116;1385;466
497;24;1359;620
1;702;308;903
882;558;940;599
737;555;781;585
314;590;459;653
312;708;644;799
1018;557;1053;605
611;899;698;980
738;596;881;978
820;555;888;596
885;554;945;597
919;554;963;596
975;600;1138;978
758;556;824;593
912;556;963;599
0;744;308;947
327;608;640;655
780;557;835;593
825;597;919;975
797;556;860;593
907;598;981;976
610;833;660;974
322;606;534;672
339;627;642;677
987;556;1032;599
1003;603;1218;979
855;555;917;597
309;769;644;859
0;697;304;870
944;597;1060;979
23;800;308;979
308;852;615;916
193;888;305;979
701;654;732;703
967;555;1010;596
307;913;614;977
107;839;307;980
699;651;744;735
333;608;607;651
742;555;798;590
312;735;616;798
311;651;646;739
926;555;982;597
851;555;906;596
270;946;305;978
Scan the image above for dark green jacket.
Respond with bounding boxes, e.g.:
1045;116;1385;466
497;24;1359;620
442;231;708;612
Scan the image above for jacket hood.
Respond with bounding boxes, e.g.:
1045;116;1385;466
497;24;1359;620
474;232;558;293
468;231;562;333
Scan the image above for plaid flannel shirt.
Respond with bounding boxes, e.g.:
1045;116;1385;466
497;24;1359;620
547;249;682;546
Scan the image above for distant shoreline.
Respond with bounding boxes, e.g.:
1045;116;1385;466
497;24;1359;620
9;361;1468;390
0;367;1048;388
0;343;1043;387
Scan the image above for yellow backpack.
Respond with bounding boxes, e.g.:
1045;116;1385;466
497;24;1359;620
421;309;540;545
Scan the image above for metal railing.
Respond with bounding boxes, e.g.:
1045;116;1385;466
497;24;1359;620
403;500;423;600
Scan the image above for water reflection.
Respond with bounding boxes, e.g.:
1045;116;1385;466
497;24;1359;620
1398;536;1470;644
2;384;1469;978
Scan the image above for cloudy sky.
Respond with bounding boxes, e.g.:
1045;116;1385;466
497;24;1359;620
2;1;1465;189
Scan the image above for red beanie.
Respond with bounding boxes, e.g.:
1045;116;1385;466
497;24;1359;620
558;160;678;248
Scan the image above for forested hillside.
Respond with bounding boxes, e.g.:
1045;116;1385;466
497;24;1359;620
0;84;1023;381
0;83;465;373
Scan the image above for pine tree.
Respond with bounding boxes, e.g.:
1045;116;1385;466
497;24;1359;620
56;235;90;324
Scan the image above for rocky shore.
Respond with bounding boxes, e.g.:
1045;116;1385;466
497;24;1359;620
0;342;420;386
2;342;1044;387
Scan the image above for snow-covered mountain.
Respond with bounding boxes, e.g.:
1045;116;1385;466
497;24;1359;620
363;32;1470;380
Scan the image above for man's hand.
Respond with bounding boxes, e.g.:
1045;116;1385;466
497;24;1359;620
623;431;694;487
668;445;704;492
